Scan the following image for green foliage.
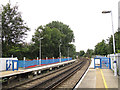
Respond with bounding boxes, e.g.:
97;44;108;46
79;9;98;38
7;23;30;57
46;21;75;57
68;44;76;58
94;40;108;55
115;31;120;53
84;49;94;58
94;30;120;56
32;21;75;58
1;3;76;59
2;3;29;58
79;50;85;57
105;31;120;54
46;21;74;44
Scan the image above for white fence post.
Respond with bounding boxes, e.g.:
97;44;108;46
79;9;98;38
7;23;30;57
37;57;38;65
46;57;48;64
11;55;13;58
53;57;54;63
24;57;26;69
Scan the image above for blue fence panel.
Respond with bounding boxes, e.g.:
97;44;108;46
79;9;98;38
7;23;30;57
25;60;37;67
56;59;59;63
18;57;72;68
41;60;45;65
18;60;38;68
61;58;65;62
49;59;53;64
18;60;24;67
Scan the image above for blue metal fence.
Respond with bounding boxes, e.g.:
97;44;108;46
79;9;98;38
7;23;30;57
18;58;72;68
94;56;111;69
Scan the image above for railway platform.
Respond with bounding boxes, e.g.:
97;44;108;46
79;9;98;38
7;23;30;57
75;67;118;89
0;59;76;78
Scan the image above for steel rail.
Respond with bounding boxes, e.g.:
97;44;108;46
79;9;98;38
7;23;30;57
30;60;86;89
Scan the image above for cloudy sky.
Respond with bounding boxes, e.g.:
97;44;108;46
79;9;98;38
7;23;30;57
0;0;119;52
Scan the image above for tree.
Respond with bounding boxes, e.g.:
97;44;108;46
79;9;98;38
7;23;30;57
32;21;75;58
46;21;75;57
46;21;74;44
94;40;108;56
32;26;63;58
107;31;120;54
107;35;113;54
68;44;76;58
84;49;94;58
2;3;29;57
79;50;85;57
114;31;120;53
93;30;120;56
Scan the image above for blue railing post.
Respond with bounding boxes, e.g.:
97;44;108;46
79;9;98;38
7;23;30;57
109;58;111;69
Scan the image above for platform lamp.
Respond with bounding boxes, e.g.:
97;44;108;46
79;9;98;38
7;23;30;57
39;29;43;66
68;47;70;61
59;39;62;62
102;10;117;76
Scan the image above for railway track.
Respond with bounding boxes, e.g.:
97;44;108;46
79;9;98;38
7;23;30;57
56;59;90;89
5;59;88;90
33;60;87;89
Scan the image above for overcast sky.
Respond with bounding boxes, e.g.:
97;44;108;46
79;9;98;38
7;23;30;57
0;0;119;52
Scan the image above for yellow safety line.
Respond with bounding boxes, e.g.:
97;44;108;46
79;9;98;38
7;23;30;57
100;69;108;89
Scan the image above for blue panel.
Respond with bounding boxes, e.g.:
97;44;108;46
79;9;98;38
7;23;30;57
18;60;24;67
94;58;95;69
109;58;111;69
100;59;102;68
94;56;111;69
18;57;73;68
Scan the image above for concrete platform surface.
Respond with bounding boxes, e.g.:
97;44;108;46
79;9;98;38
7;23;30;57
77;68;118;89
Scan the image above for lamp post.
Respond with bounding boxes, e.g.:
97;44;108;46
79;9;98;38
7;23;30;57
59;39;62;62
102;10;117;76
38;29;43;65
68;47;70;61
39;37;43;65
39;37;43;60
